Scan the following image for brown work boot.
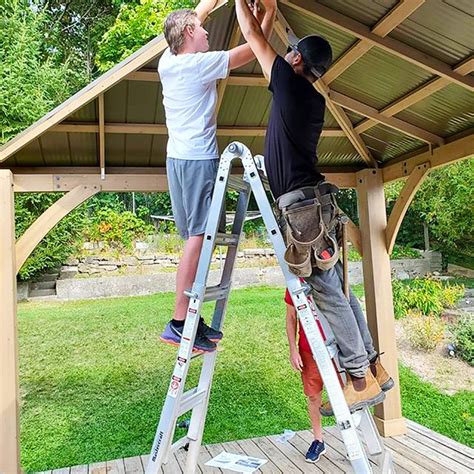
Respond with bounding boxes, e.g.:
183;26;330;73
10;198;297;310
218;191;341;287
320;370;385;417
370;355;394;392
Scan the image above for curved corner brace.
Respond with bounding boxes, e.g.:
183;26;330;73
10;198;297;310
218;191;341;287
15;184;101;274
346;218;363;257
386;162;431;254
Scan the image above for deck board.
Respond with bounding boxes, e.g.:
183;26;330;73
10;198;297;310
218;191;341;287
34;423;474;473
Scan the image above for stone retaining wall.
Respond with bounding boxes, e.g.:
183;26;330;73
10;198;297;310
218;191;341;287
59;249;277;279
52;252;442;301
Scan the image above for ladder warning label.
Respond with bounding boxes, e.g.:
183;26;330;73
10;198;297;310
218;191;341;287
169;375;182;398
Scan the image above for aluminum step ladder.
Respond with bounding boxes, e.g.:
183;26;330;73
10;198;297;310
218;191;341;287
146;142;394;474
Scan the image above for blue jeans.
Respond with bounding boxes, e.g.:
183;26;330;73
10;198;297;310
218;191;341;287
305;261;377;377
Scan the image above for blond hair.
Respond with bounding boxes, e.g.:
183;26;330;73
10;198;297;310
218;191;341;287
164;9;197;55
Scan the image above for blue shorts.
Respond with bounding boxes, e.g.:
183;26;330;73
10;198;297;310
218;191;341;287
167;157;219;240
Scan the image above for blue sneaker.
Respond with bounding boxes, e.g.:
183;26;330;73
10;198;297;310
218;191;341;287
305;440;326;463
160;321;216;353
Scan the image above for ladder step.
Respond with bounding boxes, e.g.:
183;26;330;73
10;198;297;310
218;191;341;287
204;284;229;302
171;435;191;453
227;176;249;192
178;388;208;417
215;232;240;247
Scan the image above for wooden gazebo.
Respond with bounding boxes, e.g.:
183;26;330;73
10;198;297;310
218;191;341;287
1;0;473;471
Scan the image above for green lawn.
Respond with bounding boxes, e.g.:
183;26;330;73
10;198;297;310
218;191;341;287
18;287;473;471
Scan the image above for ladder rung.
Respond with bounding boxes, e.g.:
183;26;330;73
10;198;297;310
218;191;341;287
178;388;208;417
170;435;190;453
204;284;229;302
227;176;249;192
215;233;239;247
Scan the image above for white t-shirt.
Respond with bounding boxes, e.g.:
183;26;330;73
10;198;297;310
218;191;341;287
158;48;230;160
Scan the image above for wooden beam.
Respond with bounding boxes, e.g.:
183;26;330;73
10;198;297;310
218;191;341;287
356;168;406;437
12;168;356;191
15;185;101;273
216;21;242;114
13;174;169;193
323;0;425;84
382;133;474;182
316;82;378;167
386;162;430;254
50;123;346;137
346;218;362;256
0;170;20;473
98;94;105;179
128;71;269;87
355;56;474;135
330;90;445;145
281;0;474;92
275;11;377;168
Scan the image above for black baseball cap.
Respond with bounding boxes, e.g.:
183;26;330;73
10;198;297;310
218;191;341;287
287;30;333;78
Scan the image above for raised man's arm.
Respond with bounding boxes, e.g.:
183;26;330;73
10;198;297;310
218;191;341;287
228;0;276;71
234;0;277;79
194;0;219;23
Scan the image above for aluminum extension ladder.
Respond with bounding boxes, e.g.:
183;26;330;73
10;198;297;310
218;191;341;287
146;142;394;474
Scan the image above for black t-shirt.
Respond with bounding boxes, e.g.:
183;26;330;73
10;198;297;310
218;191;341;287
264;55;325;199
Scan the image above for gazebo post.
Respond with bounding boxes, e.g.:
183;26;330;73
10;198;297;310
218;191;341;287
356;168;407;437
0;170;21;472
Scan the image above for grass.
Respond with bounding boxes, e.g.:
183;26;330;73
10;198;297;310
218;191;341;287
18;287;473;471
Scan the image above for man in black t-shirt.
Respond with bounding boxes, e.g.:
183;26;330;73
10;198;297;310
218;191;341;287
235;0;393;420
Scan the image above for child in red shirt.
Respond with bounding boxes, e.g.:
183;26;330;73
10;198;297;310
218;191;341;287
285;288;327;463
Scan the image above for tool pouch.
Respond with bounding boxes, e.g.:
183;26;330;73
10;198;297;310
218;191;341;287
278;182;344;276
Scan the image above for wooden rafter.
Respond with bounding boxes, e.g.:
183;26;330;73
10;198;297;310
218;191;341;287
274;10;378;168
15;185;101;273
386;162;430;254
322;0;425;84
50;123;346;137
355;56;474;135
128;71;269;87
280;0;474;92
330;91;444;145
382;133;473;183
216;21;242;114
98;94;105;179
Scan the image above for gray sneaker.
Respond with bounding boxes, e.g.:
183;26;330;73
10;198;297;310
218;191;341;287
198;317;223;342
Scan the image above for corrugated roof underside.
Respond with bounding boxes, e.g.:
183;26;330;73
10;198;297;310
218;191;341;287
396;84;474;137
2;1;473;171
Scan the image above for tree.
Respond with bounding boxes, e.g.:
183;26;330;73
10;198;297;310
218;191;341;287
0;0;88;144
414;160;473;257
96;0;195;72
385;160;474;260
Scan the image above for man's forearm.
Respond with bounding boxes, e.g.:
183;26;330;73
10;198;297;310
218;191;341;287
235;0;264;42
194;0;219;23
286;318;298;352
261;4;276;39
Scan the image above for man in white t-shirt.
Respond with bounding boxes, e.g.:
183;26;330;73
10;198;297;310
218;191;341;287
159;0;276;352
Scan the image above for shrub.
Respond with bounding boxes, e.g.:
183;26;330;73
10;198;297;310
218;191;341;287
15;194;89;280
391;245;422;260
452;315;474;365
84;209;155;250
392;277;464;319
403;310;446;351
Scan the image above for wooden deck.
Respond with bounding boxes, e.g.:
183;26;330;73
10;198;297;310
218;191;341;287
39;420;473;473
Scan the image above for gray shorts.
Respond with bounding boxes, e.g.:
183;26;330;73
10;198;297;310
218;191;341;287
167;157;219;239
